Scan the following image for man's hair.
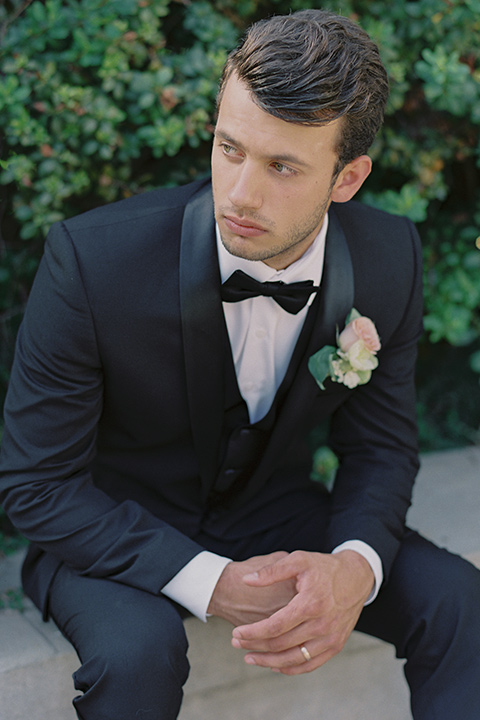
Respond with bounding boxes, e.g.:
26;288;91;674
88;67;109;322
217;9;389;171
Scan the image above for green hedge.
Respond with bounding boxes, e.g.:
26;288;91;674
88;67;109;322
1;0;480;447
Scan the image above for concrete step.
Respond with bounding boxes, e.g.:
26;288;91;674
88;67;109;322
2;554;480;720
0;601;412;720
1;446;479;720
0;545;414;720
181;620;411;720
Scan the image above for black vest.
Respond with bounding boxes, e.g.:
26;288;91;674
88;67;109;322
209;294;321;509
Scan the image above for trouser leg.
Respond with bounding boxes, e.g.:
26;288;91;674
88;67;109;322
356;530;480;720
48;563;190;720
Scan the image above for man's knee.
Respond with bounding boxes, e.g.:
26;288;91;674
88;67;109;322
49;566;190;719
358;530;480;653
72;598;190;720
395;531;480;620
100;602;188;681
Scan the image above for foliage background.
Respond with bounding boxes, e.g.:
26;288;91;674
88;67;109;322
1;0;480;453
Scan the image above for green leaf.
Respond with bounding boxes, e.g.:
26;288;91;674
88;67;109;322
345;308;362;324
470;350;480;375
363;185;429;223
311;446;339;486
308;346;335;390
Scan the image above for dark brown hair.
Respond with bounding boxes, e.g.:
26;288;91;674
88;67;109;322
217;9;389;171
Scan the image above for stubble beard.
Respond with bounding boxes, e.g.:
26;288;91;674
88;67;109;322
216;196;330;267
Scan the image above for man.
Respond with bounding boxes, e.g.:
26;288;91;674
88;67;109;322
0;9;479;720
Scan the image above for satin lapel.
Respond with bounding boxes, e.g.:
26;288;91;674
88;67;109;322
302;207;355;372
251;207;355;484
179;182;226;498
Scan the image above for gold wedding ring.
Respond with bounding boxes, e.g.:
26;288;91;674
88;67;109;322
300;645;312;662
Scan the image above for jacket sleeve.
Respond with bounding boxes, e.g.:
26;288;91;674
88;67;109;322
0;221;203;594
326;217;423;583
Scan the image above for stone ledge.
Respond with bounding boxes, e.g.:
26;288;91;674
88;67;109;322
181;622;410;720
1;550;478;720
0;610;410;720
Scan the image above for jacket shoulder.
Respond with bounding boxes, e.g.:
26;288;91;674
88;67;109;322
332;199;417;236
61;177;211;235
330;199;423;344
331;199;421;264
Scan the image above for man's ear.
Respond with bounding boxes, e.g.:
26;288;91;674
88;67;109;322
330;155;372;203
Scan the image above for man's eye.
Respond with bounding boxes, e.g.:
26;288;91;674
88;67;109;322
271;162;296;176
221;143;239;156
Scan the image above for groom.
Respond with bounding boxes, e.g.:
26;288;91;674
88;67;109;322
1;9;479;720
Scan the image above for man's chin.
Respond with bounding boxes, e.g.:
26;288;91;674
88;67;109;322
220;234;265;262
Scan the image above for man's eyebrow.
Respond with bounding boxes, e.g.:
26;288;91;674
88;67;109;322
214;129;242;150
214;128;310;169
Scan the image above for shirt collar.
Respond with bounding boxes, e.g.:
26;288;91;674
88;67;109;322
216;214;328;288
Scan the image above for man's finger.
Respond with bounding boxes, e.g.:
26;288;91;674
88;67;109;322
232;618;312;653
243;639;338;675
233;593;306;642
243;550;307;587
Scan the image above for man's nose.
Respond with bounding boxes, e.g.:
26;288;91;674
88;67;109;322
228;162;263;210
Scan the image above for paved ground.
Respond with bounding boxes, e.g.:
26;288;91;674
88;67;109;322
0;445;479;720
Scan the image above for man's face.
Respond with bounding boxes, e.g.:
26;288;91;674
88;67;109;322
211;74;344;270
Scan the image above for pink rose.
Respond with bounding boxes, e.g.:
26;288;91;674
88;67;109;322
338;316;381;354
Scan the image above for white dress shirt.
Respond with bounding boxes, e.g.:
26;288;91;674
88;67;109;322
162;216;382;619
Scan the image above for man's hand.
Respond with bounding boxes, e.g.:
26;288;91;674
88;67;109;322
207;552;297;626
230;550;374;674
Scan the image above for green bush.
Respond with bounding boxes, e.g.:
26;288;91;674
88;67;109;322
1;0;480;447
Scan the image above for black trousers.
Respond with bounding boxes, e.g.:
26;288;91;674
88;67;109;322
40;487;480;720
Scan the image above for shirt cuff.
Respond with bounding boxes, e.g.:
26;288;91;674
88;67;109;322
332;540;383;605
161;551;232;622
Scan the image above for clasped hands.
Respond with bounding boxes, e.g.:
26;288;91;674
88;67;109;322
207;549;374;675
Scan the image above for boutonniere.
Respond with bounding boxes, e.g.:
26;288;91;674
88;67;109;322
308;309;381;390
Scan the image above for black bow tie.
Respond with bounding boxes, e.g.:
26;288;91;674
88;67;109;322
221;269;319;314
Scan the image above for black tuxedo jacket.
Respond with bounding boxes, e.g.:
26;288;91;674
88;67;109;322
0;178;423;614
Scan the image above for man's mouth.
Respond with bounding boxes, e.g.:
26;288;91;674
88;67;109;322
223;215;267;238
